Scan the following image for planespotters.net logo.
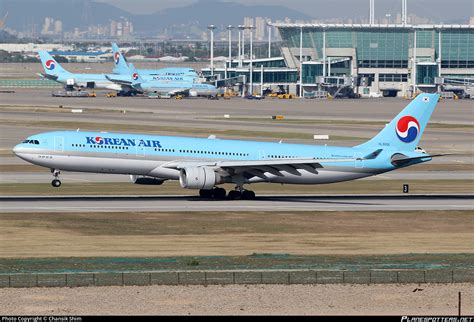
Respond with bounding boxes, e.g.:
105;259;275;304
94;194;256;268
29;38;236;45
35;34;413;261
401;317;473;322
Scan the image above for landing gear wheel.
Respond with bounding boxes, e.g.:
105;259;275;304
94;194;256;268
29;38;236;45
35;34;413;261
241;190;255;200
51;179;61;188
227;190;242;200
199;189;213;198
212;187;226;199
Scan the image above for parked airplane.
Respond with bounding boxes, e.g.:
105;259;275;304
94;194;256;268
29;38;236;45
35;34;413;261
107;64;218;97
38;51;131;91
13;94;441;200
111;43;198;83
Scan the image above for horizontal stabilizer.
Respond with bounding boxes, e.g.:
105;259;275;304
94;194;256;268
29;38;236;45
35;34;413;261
391;153;448;167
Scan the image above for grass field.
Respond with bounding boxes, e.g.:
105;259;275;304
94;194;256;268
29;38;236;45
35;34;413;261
0;210;472;259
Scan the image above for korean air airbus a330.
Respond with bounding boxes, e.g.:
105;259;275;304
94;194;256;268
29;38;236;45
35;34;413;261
13;94;441;199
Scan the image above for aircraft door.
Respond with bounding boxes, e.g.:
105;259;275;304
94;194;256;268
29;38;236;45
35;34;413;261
86;81;95;89
54;136;64;152
258;150;266;160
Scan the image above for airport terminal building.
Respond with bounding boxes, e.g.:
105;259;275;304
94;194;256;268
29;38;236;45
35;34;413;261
205;24;474;98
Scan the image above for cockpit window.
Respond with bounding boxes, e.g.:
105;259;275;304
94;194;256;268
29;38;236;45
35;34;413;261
22;139;39;145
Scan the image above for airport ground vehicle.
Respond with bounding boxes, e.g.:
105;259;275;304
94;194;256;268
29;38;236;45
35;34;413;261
51;91;91;98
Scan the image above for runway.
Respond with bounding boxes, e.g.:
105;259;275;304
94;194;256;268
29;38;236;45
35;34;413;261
1;194;472;212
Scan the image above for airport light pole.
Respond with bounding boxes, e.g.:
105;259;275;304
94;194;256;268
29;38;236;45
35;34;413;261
248;25;255;95
208;25;216;77
226;25;234;80
299;26;303;98
238;25;245;68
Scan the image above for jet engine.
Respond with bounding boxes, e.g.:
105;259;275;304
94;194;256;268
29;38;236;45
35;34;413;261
179;167;221;189
130;175;165;185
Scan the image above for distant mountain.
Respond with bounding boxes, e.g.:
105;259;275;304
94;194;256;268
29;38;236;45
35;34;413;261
1;0;312;36
1;0;132;32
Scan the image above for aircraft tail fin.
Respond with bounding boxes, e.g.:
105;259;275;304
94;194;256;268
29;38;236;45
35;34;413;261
37;51;69;75
111;43;130;74
129;64;144;87
356;93;440;152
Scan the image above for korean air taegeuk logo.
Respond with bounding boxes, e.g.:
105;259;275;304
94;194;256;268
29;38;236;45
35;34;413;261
45;59;56;70
396;116;420;143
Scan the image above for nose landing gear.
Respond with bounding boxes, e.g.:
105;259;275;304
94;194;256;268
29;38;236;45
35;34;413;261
51;169;61;187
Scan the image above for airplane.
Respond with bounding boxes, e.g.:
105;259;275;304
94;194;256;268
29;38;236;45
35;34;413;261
37;51;132;93
106;64;218;97
13;93;441;200
111;43;198;83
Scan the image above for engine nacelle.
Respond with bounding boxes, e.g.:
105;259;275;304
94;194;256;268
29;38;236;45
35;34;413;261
189;90;198;97
130;175;165;185
179;167;220;190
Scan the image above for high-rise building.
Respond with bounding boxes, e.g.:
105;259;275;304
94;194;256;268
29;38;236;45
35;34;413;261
42;17;52;34
110;20;117;37
255;17;266;41
54;20;62;34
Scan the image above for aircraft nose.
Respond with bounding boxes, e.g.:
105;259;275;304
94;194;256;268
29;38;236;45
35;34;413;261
13;144;20;155
12;144;24;156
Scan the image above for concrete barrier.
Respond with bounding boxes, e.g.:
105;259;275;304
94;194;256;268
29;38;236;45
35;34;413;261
0;269;472;288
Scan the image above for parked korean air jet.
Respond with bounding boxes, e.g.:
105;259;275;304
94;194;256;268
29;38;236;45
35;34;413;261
111;43;198;83
13;94;442;200
38;51;131;92
107;64;218;97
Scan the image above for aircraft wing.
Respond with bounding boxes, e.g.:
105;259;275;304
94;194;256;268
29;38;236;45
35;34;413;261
168;87;191;95
162;157;357;179
39;73;58;81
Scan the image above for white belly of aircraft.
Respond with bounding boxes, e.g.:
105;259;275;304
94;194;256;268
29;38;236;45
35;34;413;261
16;151;374;185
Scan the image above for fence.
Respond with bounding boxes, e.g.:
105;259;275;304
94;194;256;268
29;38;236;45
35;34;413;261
0;269;473;288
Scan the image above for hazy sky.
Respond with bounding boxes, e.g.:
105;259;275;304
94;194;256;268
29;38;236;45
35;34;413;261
96;0;473;20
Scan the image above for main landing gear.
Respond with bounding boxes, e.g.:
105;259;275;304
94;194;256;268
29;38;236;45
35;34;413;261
199;187;256;200
51;169;61;188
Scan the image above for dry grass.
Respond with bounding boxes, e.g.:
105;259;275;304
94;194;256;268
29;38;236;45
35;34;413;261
0;210;472;258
